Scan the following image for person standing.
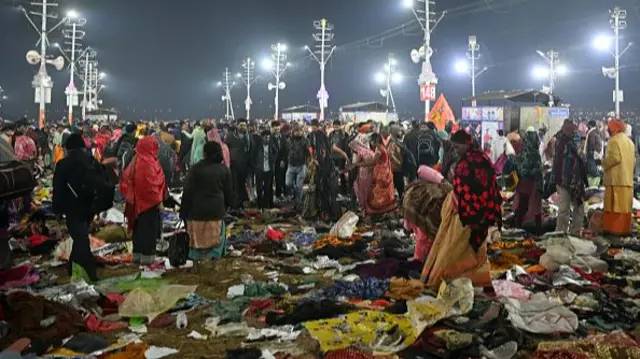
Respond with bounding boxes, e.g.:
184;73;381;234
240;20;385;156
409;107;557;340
189;125;206;166
272;121;288;199
178;121;193;175
207;127;230;168
252;130;277;210
53;133;101;281
602;119;636;236
514;128;544;232
584;120;603;187
285;124;309;210
329;120;348;195
490;130;508;164
181;142;233;260
385;126;406;199
225;119;253;209
553;120;588;234
120;136;167;265
415;122;441;167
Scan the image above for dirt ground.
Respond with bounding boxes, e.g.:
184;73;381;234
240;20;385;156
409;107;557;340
49;255;324;359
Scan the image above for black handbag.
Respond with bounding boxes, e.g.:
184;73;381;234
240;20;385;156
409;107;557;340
168;222;189;267
0;160;36;201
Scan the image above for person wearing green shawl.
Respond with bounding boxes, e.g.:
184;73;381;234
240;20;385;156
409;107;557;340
437;130;449;164
189;126;206;166
514;127;543;231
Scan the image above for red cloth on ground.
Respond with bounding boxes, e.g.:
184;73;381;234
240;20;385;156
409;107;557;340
86;314;127;332
0;265;31;284
28;235;50;247
266;227;285;241
120;136;167;231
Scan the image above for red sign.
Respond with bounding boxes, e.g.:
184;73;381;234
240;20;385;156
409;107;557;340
420;85;436;102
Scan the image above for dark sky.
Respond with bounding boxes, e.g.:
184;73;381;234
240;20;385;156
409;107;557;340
1;0;640;121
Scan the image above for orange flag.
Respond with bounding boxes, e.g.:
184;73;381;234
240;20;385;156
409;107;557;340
427;93;456;131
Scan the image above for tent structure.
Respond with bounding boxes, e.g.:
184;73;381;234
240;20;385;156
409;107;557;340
339;101;397;125
462;90;561;107
281;105;319;122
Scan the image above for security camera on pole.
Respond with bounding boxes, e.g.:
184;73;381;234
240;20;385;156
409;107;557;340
405;0;445;121
532;50;568;107
237;57;258;120
305;19;336;122
593;7;632;119
455;36;488;99
375;53;402;114
217;67;236;121
22;0;70;128
263;43;291;121
61;11;86;125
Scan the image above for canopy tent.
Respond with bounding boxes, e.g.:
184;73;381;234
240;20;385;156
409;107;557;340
462;90;562;107
281;105;319;122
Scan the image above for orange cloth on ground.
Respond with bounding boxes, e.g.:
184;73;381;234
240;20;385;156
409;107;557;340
101;343;149;359
603;186;633;236
421;192;491;288
386;278;424;300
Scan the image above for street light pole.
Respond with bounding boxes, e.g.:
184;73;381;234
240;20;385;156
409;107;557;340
22;0;67;128
239;57;257;120
612;7;627;118
81;51;89;120
266;43;290;121
406;0;445;121
218;67;235;121
63;13;86;125
306;19;335;122
376;53;398;113
536;49;560;107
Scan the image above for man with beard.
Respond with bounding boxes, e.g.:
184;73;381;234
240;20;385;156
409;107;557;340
225;119;253;209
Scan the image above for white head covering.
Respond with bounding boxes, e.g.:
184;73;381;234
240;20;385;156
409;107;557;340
625;124;633;138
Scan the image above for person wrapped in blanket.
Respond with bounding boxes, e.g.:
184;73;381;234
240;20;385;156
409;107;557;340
420;130;502;289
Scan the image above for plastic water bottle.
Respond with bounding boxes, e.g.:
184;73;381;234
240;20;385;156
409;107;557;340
176;312;188;329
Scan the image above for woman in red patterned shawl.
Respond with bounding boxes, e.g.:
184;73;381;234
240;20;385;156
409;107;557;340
421;129;501;289
120;136;167;265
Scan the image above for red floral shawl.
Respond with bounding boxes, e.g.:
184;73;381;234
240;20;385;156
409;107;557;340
451;136;502;251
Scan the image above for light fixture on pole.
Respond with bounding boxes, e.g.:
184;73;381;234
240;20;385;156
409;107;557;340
305;18;336;121
61;11;86;125
594;7;632;119
375;53;401;114
455;35;487;98
405;0;446;121
264;43;291;121
237;57;257;120
218;67;236;121
21;0;70;128
533;49;567;107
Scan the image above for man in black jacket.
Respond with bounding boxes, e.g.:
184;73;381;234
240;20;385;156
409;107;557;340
53;133;101;281
271;121;288;200
225;118;253;209
252;130;277;210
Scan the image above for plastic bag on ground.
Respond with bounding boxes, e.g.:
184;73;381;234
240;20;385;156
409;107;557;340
119;285;197;321
330;211;359;239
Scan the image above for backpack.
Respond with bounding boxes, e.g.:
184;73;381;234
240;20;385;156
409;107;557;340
396;141;417;179
416;131;439;165
169;225;189;267
0;160;37;201
78;159;117;215
102;140;119;159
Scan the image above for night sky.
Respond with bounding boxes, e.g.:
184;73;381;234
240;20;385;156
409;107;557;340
1;0;639;121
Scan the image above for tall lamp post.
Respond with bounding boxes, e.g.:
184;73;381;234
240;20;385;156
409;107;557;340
62;10;86;124
237;57;258;120
375;53;402;114
264;43;291;121
455;35;488;98
404;0;445;120
532;50;568;107
21;0;71;128
305;19;336;121
217;67;235;121
593;7;632;119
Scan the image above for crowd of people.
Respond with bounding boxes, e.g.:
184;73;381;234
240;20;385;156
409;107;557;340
0;114;637;290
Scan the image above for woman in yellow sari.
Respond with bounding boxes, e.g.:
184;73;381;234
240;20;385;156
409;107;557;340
421;130;502;289
602;119;636;236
